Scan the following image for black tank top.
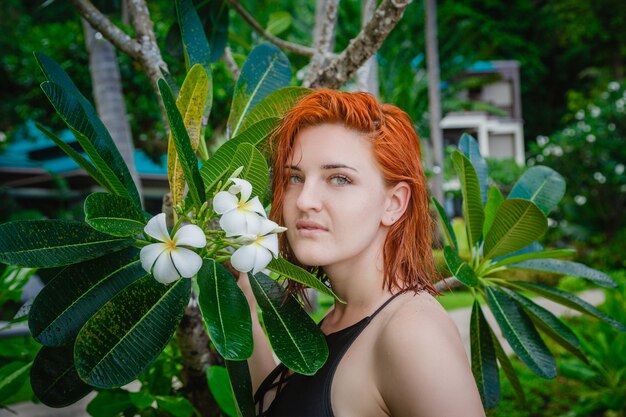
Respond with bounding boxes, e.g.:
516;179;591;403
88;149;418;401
254;291;405;417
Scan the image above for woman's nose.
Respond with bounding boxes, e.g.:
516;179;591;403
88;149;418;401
296;180;322;212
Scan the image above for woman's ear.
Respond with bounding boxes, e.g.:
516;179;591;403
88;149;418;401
382;181;410;226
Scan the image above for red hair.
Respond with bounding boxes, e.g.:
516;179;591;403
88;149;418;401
269;89;439;298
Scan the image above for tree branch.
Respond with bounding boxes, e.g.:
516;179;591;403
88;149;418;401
223;46;241;81
306;0;413;89
434;276;463;292
225;0;316;57
303;0;339;86
71;0;142;60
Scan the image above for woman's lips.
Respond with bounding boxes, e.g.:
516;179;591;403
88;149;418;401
295;220;328;233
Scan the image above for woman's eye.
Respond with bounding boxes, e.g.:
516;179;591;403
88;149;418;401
330;175;351;186
289;175;303;184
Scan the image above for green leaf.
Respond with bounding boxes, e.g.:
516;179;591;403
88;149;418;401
485;286;556;378
36;122;108;189
158;78;206;208
31;345;93;408
75;275;191;388
0;361;31;404
498;287;587;363
87;389;133;417
443;246;478;287
168;64;211;207
156;395;194;417
507;259;617;288
490;249;575;269
227;43;291;138
35;51;86;103
459;134;488;205
40;81;141;208
224;359;255;417
508;166;565;215
266;11;292;36
483;186;504;238
488;324;526;405
482;199;547;260
207;366;238;417
197;259;253;360
201;118;280;196
129;391;155;409
452;151;484;250
85;193;147;237
176;0;211;72
267;257;340;301
249;272;328;375
0;220;133;267
432;197;458;253
501;281;626;331
470;301;499;408
229;143;270;204
29;248;143;346
239;87;311;133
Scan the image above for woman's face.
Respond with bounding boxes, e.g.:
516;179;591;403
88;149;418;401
282;123;392;270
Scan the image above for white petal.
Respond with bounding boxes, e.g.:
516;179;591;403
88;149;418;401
144;213;170;242
173;224;206;248
233;234;257;245
220;210;249;236
231;245;257;273
257;218;279;236
152;252;181;284
258;233;279;258
170;247;203;278
140;243;167;273
213;191;238;214
252;246;272;274
244;196;267;218
272;225;288;233
230;178;253;202
228;183;242;195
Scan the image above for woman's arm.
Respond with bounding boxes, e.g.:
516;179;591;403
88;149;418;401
236;271;279;394
375;294;486;417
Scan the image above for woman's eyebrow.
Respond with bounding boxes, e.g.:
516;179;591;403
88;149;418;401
285;164;359;172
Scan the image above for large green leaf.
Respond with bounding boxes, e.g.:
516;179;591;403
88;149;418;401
229;143;270;204
267;257;340;301
432;197;458;253
452;151;484;249
507;259;617;288
197;259;253;360
30;345;93;407
498;287;587;363
168;64;211;207
249;272;327;375
85;193;146;237
176;0;211;72
207;366;238;417
87;390;133;417
35;51;87;103
36;122;108;189
488;323;526;404
158;78;206;208
443;246;478;287
485;286;556;378
470;301;500;408
201;118;280;196
482;199;547;260
227;43;291;138
490;249;575;269
459;134;488;205
483;186;504;238
0;220;133;267
224;359;255;417
75;275;191;388
501;281;626;331
508;166;565;215
29;248;143;346
40;82;141;208
239;86;311;133
0;361;31;404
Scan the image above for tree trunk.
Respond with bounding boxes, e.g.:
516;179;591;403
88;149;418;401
82;20;143;204
356;0;379;96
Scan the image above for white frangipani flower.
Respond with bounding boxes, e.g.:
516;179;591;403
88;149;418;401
231;217;280;275
213;178;267;236
140;213;206;284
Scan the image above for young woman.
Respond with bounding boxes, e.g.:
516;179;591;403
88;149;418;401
237;89;485;416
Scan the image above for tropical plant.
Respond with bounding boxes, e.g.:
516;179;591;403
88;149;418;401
0;4;339;416
432;133;626;408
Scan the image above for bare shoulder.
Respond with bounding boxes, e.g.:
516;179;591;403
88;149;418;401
373;291;486;417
